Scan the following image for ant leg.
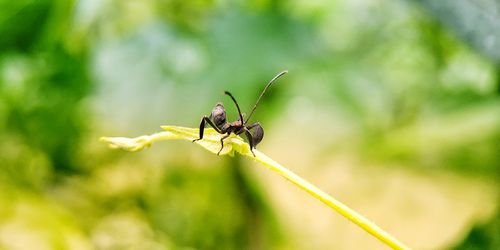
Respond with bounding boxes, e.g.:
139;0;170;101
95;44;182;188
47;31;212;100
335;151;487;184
243;128;256;157
193;116;207;142
217;134;231;155
193;116;223;142
245;122;264;147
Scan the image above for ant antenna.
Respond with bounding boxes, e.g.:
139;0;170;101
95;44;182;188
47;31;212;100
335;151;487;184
224;91;244;123
244;70;288;124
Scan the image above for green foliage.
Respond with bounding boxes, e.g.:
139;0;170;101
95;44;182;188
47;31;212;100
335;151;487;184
0;0;89;181
453;212;500;250
414;0;500;65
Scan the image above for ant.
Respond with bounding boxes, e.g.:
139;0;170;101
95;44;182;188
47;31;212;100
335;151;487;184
193;70;288;156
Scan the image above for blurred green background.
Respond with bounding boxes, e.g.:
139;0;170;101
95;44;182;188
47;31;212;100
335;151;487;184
0;0;499;249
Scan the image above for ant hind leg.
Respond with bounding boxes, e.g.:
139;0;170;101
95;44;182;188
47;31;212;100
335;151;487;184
244;128;256;157
245;122;264;147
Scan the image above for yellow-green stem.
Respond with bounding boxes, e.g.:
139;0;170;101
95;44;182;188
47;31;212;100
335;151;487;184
251;150;410;250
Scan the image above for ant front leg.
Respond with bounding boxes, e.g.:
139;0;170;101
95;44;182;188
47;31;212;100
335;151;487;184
217;134;231;155
193;115;223;142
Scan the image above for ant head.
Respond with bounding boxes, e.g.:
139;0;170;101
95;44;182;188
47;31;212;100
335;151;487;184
212;102;227;127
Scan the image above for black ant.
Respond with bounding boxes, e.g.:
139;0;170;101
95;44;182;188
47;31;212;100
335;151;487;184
193;70;288;156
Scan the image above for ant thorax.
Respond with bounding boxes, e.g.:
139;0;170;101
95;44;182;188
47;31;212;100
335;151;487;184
230;120;243;127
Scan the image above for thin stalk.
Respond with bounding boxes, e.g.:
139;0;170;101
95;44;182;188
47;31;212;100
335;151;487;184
251;150;411;250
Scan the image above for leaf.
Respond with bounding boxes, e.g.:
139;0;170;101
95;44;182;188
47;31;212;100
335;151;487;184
100;126;255;157
161;126;250;156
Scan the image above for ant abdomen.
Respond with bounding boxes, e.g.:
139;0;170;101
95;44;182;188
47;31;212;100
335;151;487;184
250;123;264;147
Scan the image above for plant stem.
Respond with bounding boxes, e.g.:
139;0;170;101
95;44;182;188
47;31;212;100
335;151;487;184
252;151;411;250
